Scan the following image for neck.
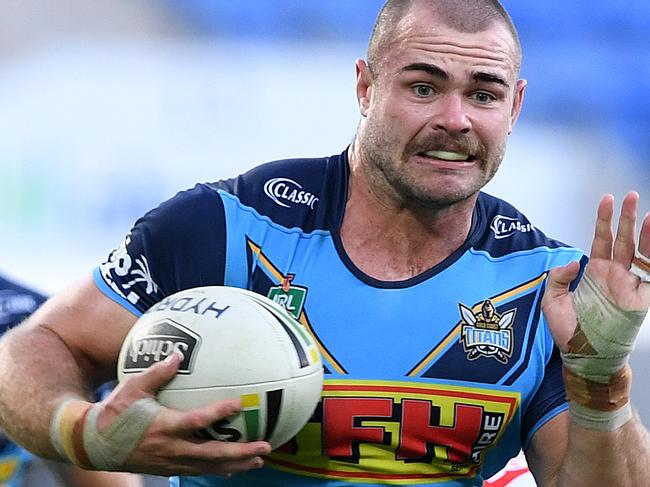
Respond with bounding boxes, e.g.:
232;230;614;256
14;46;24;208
340;144;477;281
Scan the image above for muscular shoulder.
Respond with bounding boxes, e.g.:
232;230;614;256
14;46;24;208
146;151;346;247
96;151;348;312
472;192;581;258
215;152;347;233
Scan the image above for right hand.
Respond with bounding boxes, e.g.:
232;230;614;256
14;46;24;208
97;352;272;477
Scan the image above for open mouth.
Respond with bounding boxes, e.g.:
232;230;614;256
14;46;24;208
418;150;476;162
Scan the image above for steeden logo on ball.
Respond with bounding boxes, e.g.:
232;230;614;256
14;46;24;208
117;286;324;448
122;319;201;374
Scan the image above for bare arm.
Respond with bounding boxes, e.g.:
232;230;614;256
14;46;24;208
0;275;271;476
41;458;146;487
526;409;650;486
558;412;650;485
0;275;135;457
65;469;144;487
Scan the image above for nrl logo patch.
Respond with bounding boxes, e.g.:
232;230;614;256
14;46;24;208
267;274;307;320
459;300;516;364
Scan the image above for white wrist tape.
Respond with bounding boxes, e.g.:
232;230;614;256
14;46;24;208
50;396;160;470
569;402;632;432
83;398;161;470
630;251;650;283
50;395;89;465
564;272;645;383
559;271;646;430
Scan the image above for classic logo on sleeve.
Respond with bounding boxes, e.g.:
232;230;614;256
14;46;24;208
490;215;534;240
263;177;319;210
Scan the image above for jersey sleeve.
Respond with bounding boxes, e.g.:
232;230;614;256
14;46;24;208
520;346;567;449
94;183;228;315
0;276;47;334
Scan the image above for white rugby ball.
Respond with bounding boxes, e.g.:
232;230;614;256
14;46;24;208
117;286;323;448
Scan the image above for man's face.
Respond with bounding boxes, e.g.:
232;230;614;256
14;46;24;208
356;6;526;208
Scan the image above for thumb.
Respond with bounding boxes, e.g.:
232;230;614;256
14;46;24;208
546;261;581;299
96;353;180;431
131;351;182;396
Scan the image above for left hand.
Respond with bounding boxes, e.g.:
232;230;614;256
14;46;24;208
542;192;650;353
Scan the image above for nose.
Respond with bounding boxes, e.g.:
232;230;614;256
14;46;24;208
431;93;472;135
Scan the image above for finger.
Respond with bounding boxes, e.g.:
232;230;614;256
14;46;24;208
127;351;182;396
137;449;267;477
639;212;650;258
185;438;272;462
195;454;266;476
176;458;264;477
163;398;243;434
636;212;650;303
545;261;581;299
590;194;615;261
612;191;639;266
135;437;271;476
97;356;181;429
213;456;266;475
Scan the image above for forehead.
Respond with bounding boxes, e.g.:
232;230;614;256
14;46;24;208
382;8;519;80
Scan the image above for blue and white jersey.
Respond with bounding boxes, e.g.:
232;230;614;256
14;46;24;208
0;275;47;487
96;150;586;486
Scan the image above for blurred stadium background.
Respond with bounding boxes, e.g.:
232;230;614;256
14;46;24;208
0;0;649;474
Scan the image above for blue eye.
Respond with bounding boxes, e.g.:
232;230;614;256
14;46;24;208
473;92;496;104
413;85;434;97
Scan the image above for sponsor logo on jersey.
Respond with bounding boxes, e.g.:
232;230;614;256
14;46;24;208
267;380;518;484
490;215;534;240
0;291;38;325
267;274;308;320
459;300;516;364
121;319;201;374
100;234;161;305
263;177;319;209
146;294;231;319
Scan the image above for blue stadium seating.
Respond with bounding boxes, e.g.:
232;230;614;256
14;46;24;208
160;0;650;164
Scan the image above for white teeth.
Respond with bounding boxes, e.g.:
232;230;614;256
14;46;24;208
424;150;470;161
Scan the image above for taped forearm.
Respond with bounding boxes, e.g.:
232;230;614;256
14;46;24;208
50;396;160;470
562;272;646;430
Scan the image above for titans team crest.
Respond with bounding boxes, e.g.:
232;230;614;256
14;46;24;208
459;300;516;364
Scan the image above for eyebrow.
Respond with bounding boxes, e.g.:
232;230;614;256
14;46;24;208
472;72;510;88
401;63;449;80
400;62;510;88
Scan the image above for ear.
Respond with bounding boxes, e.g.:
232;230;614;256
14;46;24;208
355;59;374;117
508;79;527;134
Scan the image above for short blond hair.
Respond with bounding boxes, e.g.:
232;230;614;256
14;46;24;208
367;0;522;74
